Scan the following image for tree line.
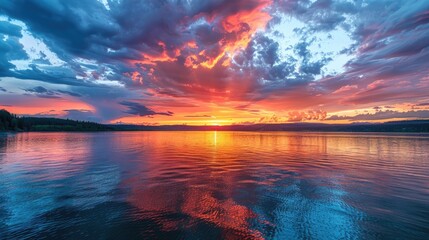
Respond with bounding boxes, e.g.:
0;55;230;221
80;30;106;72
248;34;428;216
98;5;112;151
2;109;429;132
0;109;112;131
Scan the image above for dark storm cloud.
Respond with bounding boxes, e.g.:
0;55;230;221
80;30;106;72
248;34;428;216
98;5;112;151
0;0;116;58
0;0;123;86
120;101;174;117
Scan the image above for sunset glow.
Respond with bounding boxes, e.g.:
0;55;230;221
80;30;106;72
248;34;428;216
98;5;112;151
1;0;429;125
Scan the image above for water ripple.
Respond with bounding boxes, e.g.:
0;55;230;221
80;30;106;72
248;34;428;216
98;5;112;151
0;131;428;239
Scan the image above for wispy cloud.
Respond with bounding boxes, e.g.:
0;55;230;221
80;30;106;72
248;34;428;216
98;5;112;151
328;110;429;121
120;101;174;117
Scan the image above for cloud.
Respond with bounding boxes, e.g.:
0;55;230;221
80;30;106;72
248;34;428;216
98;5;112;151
22;109;59;118
0;21;22;37
23;86;82;98
333;84;358;94
24;86;61;98
0;0;280;102
288;110;327;122
184;115;213;118
120;101;173;117
24;86;50;94
258;114;282;123
416;102;429;107
63;109;99;122
0;30;28;73
272;0;353;32
22;109;100;122
328;110;429;121
57;90;82;97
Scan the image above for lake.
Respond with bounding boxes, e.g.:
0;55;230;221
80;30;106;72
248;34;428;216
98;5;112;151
1;131;428;239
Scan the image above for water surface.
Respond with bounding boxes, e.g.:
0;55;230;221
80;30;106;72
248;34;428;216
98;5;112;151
1;131;428;239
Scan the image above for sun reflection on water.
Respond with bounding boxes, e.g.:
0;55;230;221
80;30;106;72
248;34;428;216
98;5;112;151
1;132;429;239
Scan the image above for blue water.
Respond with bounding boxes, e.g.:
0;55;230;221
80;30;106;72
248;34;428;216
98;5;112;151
0;131;428;239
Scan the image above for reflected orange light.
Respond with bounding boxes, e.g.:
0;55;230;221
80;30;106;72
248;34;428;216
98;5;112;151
2;133;90;180
119;132;267;239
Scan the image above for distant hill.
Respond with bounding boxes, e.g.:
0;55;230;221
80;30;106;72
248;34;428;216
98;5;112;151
109;120;429;132
2;109;429;132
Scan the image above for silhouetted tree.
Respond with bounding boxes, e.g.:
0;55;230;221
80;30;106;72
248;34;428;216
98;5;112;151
0;109;113;131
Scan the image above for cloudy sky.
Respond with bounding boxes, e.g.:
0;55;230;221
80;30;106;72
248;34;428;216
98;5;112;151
1;0;429;125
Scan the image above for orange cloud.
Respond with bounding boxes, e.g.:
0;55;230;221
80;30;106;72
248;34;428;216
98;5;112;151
287;110;327;122
131;41;177;66
204;1;272;68
130;1;272;70
333;85;358;94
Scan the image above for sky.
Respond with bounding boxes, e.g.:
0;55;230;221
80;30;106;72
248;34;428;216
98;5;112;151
1;0;429;125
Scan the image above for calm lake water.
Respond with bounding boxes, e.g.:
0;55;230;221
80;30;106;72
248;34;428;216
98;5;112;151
0;131;428;239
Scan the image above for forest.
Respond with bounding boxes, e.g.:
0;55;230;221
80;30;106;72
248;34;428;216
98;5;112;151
0;109;112;131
